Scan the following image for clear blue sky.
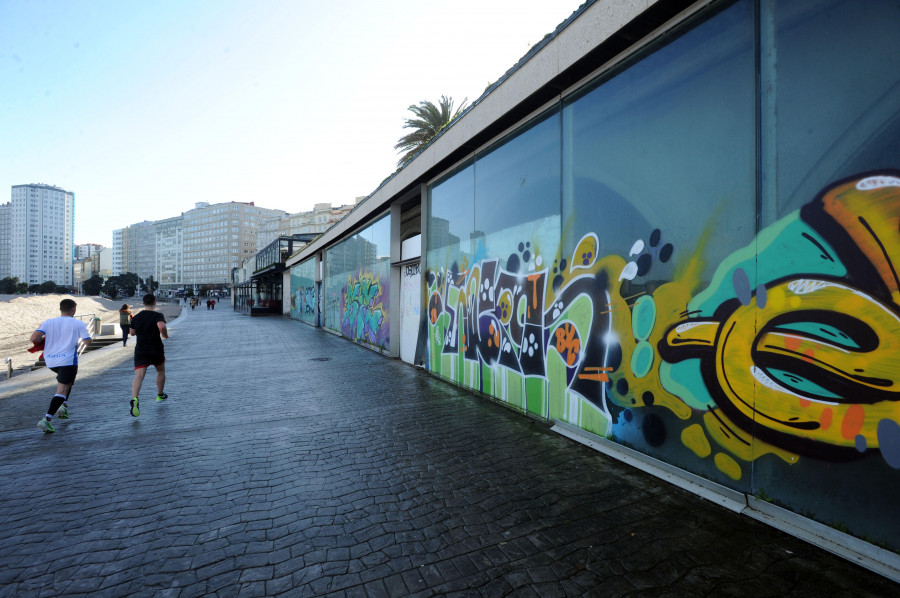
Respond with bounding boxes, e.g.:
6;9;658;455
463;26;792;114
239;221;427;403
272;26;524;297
0;0;586;246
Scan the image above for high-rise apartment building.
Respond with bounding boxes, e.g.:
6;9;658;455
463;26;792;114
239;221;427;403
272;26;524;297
116;221;157;283
0;202;10;280
75;243;104;260
112;228;123;275
9;184;74;286
183;202;286;288
155;216;183;291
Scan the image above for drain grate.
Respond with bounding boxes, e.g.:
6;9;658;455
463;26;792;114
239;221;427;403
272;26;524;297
308;357;331;362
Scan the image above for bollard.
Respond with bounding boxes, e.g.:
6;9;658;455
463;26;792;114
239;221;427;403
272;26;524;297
92;317;102;336
5;357;11;381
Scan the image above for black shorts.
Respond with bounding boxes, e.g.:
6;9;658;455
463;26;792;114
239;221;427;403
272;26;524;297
134;351;165;369
49;365;78;385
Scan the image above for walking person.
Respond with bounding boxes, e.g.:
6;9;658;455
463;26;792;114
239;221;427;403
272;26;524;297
119;303;133;347
32;299;92;433
129;294;169;417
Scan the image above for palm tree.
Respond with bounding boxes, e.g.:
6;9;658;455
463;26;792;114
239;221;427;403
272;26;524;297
394;95;468;166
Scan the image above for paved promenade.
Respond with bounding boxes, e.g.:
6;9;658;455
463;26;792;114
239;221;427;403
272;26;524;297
0;305;896;597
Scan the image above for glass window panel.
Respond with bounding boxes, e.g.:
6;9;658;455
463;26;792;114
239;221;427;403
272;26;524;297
562;0;756;285
769;0;900;216
289;258;317;325
323;216;390;349
428;164;475;263
474;114;561;266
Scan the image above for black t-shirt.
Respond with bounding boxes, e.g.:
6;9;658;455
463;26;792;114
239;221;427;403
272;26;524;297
131;310;166;353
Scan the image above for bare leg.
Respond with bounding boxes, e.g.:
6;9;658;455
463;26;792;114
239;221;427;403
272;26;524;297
132;367;148;398
155;362;166;395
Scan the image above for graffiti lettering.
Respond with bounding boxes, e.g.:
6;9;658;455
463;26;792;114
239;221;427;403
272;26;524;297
342;272;387;348
427;172;900;482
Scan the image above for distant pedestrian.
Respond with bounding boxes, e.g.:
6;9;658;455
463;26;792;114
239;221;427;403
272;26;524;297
119;303;133;347
210;299;216;310
32;299;92;433
129;293;169;417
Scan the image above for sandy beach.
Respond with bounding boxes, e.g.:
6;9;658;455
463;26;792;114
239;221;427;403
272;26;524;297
0;294;182;379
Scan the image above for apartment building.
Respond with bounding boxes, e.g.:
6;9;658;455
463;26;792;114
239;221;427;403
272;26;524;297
183;202;286;288
0;202;9;280
257;202;355;249
112;228;123;276
155;216;183;292
9;184;74;286
115;220;157;282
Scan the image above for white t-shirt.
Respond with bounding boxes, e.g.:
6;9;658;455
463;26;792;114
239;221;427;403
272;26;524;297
36;316;91;368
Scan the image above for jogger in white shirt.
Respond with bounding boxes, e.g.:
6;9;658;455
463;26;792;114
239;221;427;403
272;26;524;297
31;299;92;433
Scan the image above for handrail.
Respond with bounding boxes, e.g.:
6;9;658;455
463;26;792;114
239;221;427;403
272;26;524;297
74;313;97;355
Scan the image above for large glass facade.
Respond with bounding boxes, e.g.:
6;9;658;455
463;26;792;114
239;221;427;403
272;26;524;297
424;0;900;550
324;214;391;350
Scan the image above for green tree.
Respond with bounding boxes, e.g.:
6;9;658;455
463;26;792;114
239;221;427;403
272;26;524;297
0;277;18;294
394;95;467;166
119;272;140;297
28;283;42;294
15;282;28;294
82;275;104;296
141;275;159;295
102;276;121;299
38;280;58;294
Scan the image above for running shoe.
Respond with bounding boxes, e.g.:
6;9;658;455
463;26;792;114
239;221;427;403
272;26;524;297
37;419;55;433
130;397;140;417
56;405;69;419
156;393;168;402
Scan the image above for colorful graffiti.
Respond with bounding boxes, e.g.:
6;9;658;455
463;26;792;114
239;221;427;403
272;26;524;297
426;172;900;482
342;271;389;349
295;287;316;315
289;261;318;325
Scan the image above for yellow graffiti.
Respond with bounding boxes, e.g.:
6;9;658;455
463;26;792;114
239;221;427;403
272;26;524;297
714;453;743;481
820;175;900;304
682;424;712;458
702;411;798;465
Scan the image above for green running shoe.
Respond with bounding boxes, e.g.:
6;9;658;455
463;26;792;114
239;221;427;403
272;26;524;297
56;405;69;419
130;397;140;417
37;419;55;433
156;393;168;402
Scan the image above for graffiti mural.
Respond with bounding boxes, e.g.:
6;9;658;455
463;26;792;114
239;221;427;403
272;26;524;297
341;271;389;349
289;259;317;326
426;172;900;484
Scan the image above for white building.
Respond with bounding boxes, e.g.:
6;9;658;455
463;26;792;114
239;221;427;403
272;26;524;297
9;184;74;286
114;220;157;283
257;202;355;249
154;216;183;292
0;202;10;280
112;228;123;275
75;243;104;260
183;201;286;289
97;247;112;278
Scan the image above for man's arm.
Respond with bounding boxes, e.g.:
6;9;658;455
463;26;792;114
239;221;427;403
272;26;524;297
157;321;169;339
80;322;92;346
30;330;44;344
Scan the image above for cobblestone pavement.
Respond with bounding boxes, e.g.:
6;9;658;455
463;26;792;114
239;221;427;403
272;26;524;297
0;306;896;597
